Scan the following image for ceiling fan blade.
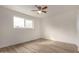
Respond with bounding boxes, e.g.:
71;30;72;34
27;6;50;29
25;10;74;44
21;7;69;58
42;11;47;13
35;5;41;10
42;6;48;10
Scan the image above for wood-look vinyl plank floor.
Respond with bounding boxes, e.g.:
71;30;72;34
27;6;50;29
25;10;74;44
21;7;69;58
0;38;78;53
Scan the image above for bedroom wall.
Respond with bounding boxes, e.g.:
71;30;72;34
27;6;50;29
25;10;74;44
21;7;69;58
76;10;79;49
0;6;41;48
41;10;79;48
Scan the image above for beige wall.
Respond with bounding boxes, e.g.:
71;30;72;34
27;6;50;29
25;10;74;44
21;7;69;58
0;7;41;48
41;10;79;48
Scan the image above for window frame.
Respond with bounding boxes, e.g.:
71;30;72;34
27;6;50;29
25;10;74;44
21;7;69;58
13;16;34;29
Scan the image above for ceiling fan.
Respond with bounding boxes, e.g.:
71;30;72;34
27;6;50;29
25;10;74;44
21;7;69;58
32;5;48;14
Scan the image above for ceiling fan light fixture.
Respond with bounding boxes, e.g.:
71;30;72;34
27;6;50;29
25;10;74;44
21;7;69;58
32;5;48;14
37;10;42;14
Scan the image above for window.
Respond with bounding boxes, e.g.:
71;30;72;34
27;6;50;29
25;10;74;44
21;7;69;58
14;16;24;28
13;16;33;28
25;20;33;28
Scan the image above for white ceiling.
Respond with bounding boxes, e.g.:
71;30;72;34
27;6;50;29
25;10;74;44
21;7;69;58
1;5;79;18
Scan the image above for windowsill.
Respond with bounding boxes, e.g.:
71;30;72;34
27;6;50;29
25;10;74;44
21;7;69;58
13;27;34;30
